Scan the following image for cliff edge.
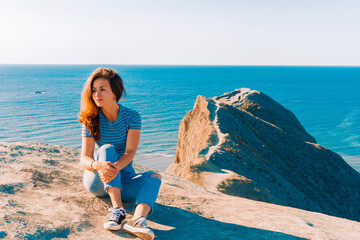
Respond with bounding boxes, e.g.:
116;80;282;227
167;88;360;222
1;142;360;239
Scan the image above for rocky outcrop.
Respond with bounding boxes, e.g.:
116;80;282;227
1;142;360;239
167;88;360;222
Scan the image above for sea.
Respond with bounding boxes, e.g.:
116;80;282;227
0;65;359;173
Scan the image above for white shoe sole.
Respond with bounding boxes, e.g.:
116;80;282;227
123;224;154;240
104;220;127;231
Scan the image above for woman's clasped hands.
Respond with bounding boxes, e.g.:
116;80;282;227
97;162;119;184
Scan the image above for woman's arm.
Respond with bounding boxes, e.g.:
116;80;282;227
80;136;118;183
80;136;97;171
114;129;141;170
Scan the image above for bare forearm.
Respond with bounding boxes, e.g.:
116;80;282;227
81;156;100;171
115;151;136;170
81;151;136;172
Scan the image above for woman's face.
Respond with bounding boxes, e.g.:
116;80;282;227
92;78;117;107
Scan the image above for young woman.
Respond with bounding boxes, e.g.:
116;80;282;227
79;68;161;240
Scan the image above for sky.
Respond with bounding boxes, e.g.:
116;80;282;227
1;0;359;65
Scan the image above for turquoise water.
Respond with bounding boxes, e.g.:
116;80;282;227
1;65;359;172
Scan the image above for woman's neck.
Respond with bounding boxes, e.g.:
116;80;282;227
101;102;119;123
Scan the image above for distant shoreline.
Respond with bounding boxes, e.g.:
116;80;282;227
0;140;174;172
1;140;358;173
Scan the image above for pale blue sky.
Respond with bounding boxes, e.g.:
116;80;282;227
1;0;359;65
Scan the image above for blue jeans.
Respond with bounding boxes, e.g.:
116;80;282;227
83;144;161;213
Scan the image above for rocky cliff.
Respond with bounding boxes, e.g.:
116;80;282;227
167;88;360;222
1;142;360;239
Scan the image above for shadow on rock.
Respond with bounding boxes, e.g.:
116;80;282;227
148;204;307;240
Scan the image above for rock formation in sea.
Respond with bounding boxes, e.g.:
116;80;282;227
166;88;360;222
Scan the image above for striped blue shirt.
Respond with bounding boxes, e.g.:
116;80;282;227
82;103;141;157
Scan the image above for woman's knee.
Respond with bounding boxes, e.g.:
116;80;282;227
96;144;118;162
98;144;116;154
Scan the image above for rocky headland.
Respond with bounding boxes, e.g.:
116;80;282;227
1;88;360;239
1;142;360;240
167;88;360;222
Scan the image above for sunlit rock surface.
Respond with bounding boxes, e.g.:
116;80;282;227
167;88;360;222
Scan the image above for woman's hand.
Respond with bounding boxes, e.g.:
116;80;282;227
96;162;119;184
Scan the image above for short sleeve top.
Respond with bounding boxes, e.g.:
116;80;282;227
82;103;141;156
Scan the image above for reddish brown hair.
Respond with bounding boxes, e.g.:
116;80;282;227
78;68;126;141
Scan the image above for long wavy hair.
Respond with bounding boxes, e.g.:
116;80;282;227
78;68;126;141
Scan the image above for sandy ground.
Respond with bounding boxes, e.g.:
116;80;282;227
0;142;359;240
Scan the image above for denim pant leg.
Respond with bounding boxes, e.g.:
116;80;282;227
121;171;162;214
82;144;121;197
